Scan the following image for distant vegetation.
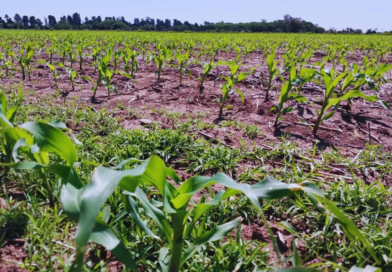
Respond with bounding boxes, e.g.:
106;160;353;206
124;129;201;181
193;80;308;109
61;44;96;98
0;13;389;34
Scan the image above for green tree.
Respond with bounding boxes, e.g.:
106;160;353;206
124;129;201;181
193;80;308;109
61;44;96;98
29;16;37;29
48;15;57;27
22;15;29;29
14;14;22;24
54;20;71;30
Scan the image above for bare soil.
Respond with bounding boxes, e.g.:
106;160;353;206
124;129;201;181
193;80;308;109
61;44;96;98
4;51;391;156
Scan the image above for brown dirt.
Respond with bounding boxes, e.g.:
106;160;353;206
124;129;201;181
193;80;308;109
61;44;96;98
0;244;28;272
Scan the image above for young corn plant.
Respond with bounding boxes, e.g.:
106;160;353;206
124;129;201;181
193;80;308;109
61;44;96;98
272;66;308;127
281;49;298;72
91;45;103;72
153;48;171;82
83;54;117;99
57;155;321;272
197;60;215;93
59;43;70;66
172;50;191;86
101;69;118;99
218;61;247;118
312;68;378;135
44;45;56;65
122;48;139;79
76;42;89;71
47;62;64;90
242;44;254;63
111;49;122;71
292;68;318;94
66;44;76;69
360;63;392;90
261;49;280;101
38;59;64;89
0;85;77;206
65;68;78;91
2;58;14;78
16;47;34;80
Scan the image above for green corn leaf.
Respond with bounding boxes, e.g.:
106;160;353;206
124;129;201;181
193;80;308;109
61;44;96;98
12;138;39;162
71;156;168;268
59;167;84;222
238;73;247;82
279;82;291;104
342;73;355;91
90;219;138;271
81;75;95;83
267;50;275;70
19;122;76;166
184;191;226;240
158;247;170;272
332;71;347;88
193;191;225;222
292;238;303;267
326;89;377;110
6;105;20;124
195;217;240;245
124;188;173;243
49;120;68;130
123;194;161;240
235;89;245;104
251;177;321;199
290;65;296;81
289;93;307;103
0;103;14;128
0;92;8;116
322;111;335;122
1;161;48;170
101;206;111;223
375;63;392;76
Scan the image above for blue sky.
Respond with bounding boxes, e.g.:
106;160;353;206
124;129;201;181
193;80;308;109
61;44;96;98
2;0;391;31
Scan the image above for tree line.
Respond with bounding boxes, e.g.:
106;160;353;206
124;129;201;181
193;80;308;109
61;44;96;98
0;13;387;34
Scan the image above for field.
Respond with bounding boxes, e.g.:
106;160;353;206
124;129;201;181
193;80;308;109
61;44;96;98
1;30;392;272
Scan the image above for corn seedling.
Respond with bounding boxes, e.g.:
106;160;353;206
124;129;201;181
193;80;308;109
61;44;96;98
218;61;247;118
16;46;34;80
122;48;139;79
312;68;378;135
172;50;191;86
56;155;321;271
262;49;280;101
45;44;56;65
65;68;78;91
153;48;171;81
272;66;308;127
76;42;89;71
44;62;64;89
197;60;215;93
111;49;122;71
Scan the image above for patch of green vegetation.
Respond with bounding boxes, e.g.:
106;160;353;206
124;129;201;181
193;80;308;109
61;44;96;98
1;88;392;271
